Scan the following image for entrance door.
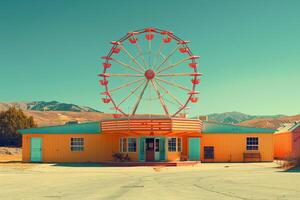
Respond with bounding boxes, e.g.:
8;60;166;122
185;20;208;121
154;138;160;161
188;138;200;161
30;137;42;162
146;138;155;161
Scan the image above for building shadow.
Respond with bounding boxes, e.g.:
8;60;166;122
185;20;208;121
0;161;22;164
52;163;104;167
283;167;300;173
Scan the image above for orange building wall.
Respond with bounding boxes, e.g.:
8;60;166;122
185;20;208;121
201;133;273;162
274;127;300;160
23;132;273;163
274;132;292;159
22;133;193;162
22;133;139;162
293;127;300;158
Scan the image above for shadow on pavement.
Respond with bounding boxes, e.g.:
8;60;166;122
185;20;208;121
52;163;104;167
281;166;300;173
0;161;22;164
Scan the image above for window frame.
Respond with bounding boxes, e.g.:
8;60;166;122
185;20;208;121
168;137;182;152
127;137;137;153
204;146;214;159
70;137;84;152
246;137;259;151
177;137;182;152
119;137;127;153
168;137;177;152
119;137;137;153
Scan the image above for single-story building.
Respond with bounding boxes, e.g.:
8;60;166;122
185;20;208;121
202;121;274;162
19;117;275;163
274;122;300;160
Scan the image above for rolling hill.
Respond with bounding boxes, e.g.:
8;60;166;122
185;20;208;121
207;111;285;124
1;101;299;129
0;101;100;112
238;114;300;129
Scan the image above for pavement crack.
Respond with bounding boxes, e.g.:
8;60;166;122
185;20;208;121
193;184;251;200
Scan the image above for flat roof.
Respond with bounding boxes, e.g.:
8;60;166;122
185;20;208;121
18;122;100;134
202;121;276;134
18;119;276;135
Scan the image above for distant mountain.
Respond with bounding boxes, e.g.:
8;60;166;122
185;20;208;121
238;114;300;129
1;102;298;129
0;101;100;112
207;111;285;124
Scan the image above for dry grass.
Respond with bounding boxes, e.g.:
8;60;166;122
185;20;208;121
0;147;22;163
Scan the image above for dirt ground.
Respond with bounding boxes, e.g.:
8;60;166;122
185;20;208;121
0;156;300;200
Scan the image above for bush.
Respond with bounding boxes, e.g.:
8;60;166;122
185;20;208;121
112;152;130;162
0;107;37;146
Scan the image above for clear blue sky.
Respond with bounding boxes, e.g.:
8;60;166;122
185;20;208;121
1;0;300;116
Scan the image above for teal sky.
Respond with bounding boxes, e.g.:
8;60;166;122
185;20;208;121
1;0;300;116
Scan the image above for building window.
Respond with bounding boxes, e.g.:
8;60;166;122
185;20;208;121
168;137;177;152
177;138;182;152
168;138;177;152
204;146;214;159
128;138;137;152
120;138;127;153
246;137;259;150
71;138;84;151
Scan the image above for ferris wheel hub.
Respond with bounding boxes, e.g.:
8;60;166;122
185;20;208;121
144;69;155;80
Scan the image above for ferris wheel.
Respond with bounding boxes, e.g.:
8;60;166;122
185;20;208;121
99;28;201;118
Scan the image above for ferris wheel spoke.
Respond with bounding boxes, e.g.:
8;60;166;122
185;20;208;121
152;42;164;68
131;80;149;115
106;73;143;77
117;80;146;107
155;77;190;91
150;80;169;115
109;78;144;93
119;44;146;71
157;57;191;74
111;58;144;73
135;41;147;66
155;80;185;107
154;44;179;71
157;73;202;77
148;40;151;67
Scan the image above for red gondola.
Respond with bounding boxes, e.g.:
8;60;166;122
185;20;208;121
99;80;108;85
163;37;172;43
129;38;137;44
179;47;188;53
102;63;111;68
189;63;198;68
145;34;154;40
112;48;121;54
102;98;111;103
191;79;200;84
190;97;198;103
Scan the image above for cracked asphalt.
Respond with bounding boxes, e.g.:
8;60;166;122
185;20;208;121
0;162;299;200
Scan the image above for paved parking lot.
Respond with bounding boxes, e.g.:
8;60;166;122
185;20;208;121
0;162;299;200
